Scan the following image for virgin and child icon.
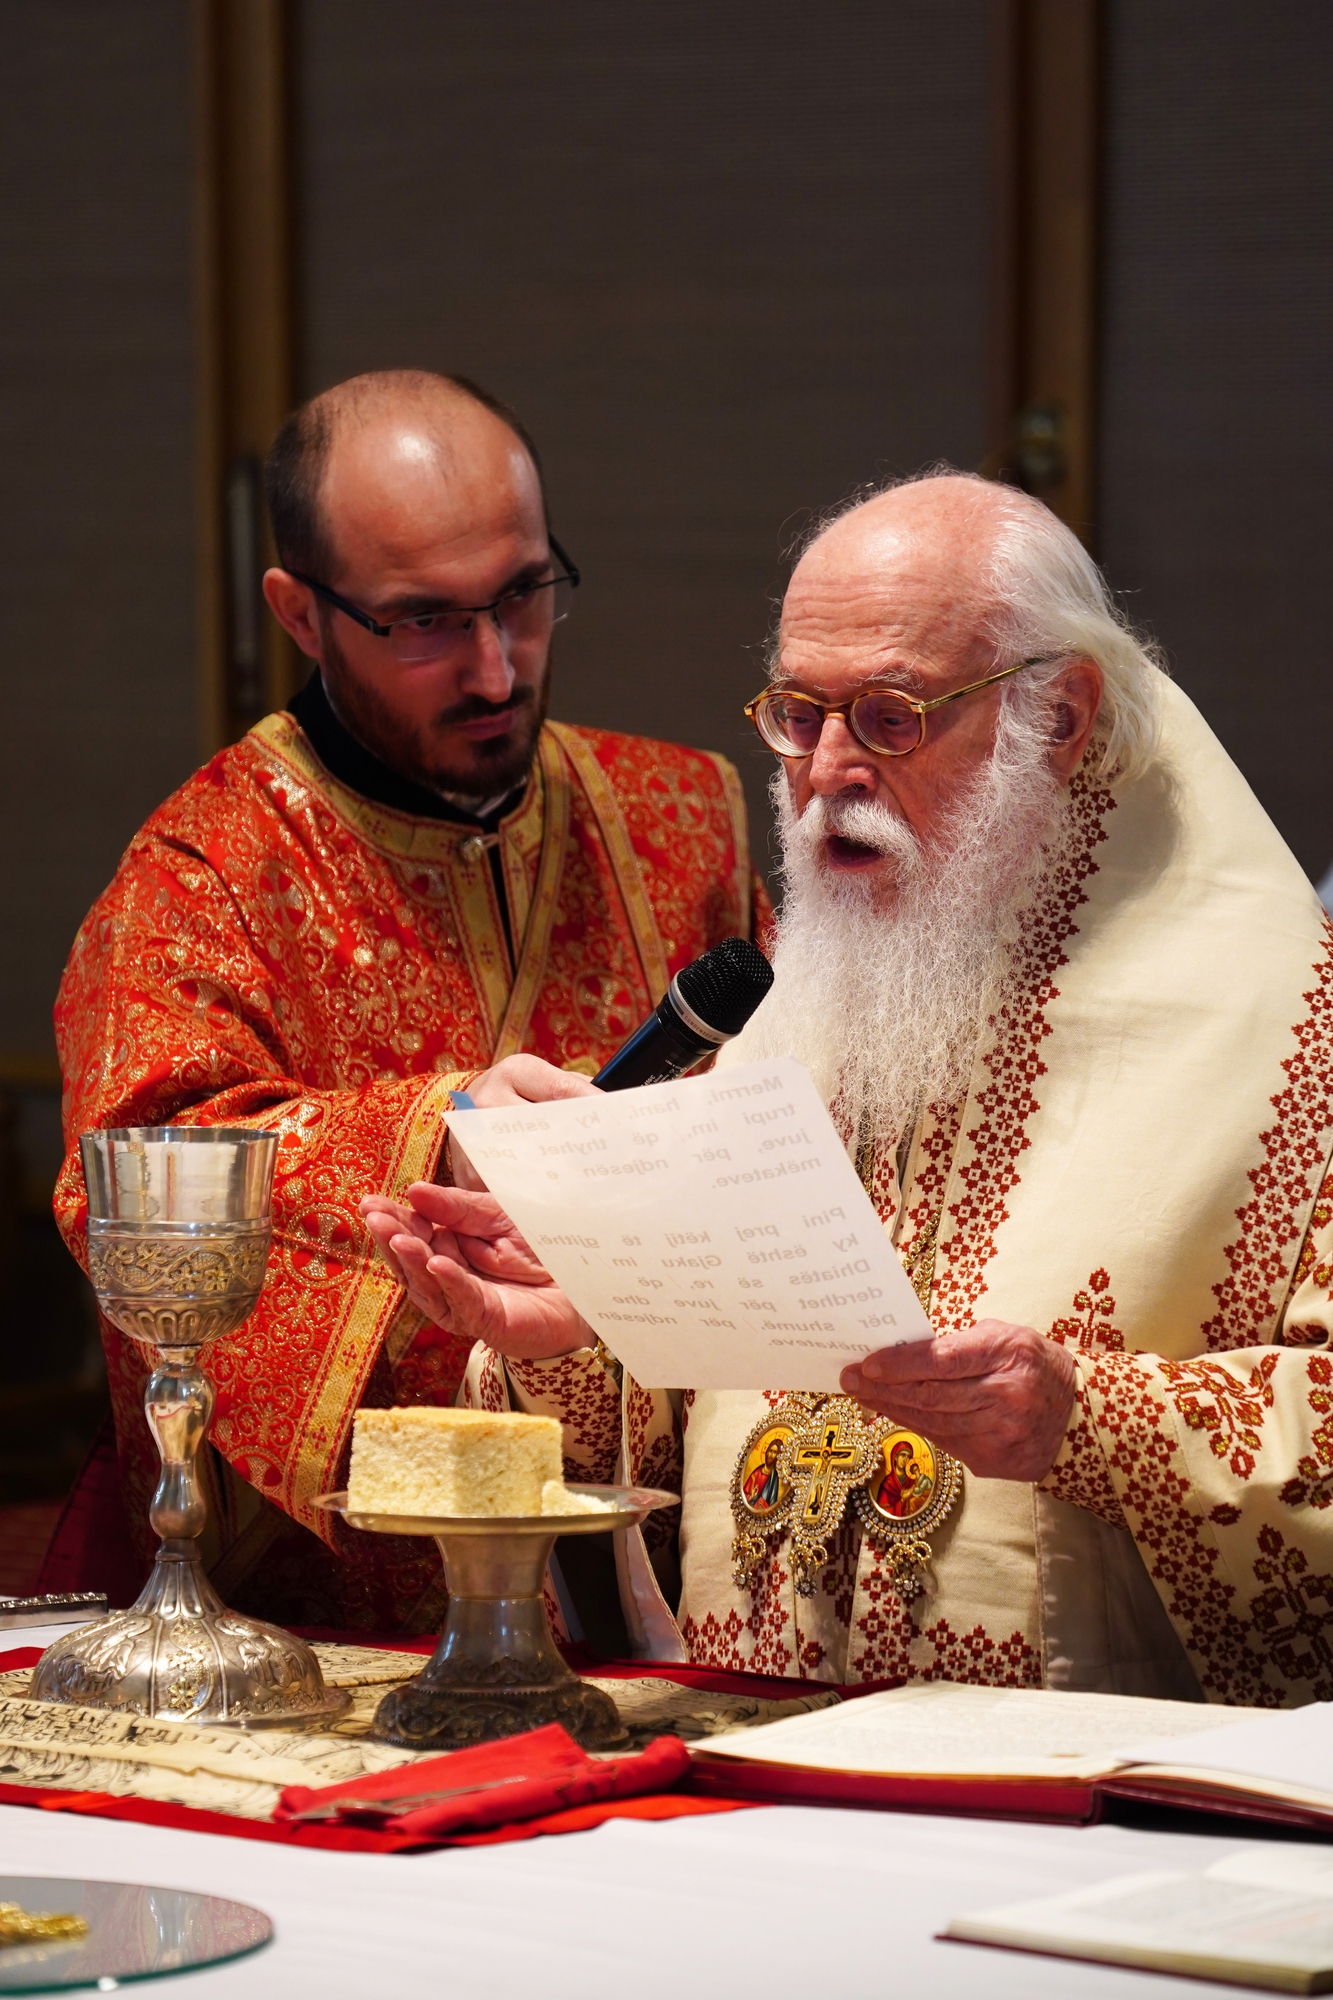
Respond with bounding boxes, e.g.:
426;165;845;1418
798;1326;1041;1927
874;1432;935;1520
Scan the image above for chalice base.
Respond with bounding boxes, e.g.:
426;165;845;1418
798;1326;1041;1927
30;1541;349;1730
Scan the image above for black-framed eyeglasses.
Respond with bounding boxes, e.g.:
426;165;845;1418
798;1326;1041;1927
288;537;581;664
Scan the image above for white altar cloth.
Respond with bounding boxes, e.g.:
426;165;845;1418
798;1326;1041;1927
0;1797;1299;1996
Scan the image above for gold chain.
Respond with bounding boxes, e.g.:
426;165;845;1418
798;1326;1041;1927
856;1114;944;1313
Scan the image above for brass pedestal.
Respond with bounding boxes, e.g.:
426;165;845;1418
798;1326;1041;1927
320;1486;677;1751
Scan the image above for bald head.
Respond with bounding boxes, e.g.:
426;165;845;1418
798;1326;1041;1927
262;369;561;803
265;369;545;584
782;474;1022;687
765;472;1108;894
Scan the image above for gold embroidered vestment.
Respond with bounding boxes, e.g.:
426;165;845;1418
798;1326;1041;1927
53;712;767;1631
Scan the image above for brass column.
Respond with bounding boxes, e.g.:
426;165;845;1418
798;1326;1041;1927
194;0;300;752
987;0;1102;544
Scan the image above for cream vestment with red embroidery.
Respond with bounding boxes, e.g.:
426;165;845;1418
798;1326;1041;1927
466;682;1333;1705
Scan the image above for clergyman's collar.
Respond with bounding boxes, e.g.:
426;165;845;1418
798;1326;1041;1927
286;671;526;832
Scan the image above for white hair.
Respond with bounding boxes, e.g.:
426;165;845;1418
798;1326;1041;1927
778;469;1167;786
736;664;1076;1134
983;482;1165;783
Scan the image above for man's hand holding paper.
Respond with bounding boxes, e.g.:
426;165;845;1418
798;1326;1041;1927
839;1321;1076;1482
360;1184;595;1362
369;1058;932;1393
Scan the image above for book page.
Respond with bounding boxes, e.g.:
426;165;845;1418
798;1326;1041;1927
1119;1700;1333;1803
944;1868;1333;1986
694;1680;1245;1780
445;1057;930;1390
1213;1850;1333;1902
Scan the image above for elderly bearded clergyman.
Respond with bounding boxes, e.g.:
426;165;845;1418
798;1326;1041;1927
365;472;1333;1706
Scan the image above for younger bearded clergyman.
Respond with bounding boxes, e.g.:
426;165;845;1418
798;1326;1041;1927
365;472;1333;1707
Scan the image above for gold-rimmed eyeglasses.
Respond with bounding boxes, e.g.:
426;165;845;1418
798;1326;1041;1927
744;656;1056;760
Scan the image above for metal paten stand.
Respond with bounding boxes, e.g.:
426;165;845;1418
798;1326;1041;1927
321;1486;677;1750
33;1128;347;1729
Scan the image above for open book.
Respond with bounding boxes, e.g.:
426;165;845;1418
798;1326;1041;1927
689;1681;1333;1831
943;1848;1333;1994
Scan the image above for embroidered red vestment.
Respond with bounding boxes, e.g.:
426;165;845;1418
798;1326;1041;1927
53;712;769;1631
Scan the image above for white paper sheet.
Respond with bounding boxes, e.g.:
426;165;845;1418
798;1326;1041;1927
445;1056;930;1390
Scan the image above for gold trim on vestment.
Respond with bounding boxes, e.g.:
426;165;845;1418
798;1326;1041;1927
445;836;512;1048
549;722;670;1001
491;730;572;1062
250;711;553;1049
498;756;547;951
711;752;753;939
287;1074;456;1537
248;711;531;863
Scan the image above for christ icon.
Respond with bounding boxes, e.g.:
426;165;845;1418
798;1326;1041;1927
743;1436;784;1513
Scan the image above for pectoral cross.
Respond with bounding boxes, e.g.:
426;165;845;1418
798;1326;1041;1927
791;1412;862;1530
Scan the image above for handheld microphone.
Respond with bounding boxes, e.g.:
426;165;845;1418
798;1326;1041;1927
592;936;773;1091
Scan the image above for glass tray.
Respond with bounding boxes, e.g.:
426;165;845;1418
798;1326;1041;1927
0;1878;271;1992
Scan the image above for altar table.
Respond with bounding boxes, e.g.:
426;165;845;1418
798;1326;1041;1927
0;1786;1301;1996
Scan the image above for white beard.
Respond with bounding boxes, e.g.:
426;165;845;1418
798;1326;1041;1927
733;717;1074;1147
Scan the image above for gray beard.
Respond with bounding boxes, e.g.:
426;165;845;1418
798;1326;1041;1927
733;724;1074;1147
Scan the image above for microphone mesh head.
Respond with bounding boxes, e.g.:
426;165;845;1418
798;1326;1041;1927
675;936;774;1038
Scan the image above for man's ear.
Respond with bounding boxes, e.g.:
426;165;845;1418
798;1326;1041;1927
1047;657;1104;783
262;569;323;661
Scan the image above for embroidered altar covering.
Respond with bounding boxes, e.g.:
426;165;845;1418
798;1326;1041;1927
472;683;1333;1708
0;1649;835;1823
53;713;767;1630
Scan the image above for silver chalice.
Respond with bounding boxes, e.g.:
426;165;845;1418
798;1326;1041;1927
33;1128;347;1727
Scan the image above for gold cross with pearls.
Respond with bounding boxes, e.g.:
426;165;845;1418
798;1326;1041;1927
791;1411;863;1531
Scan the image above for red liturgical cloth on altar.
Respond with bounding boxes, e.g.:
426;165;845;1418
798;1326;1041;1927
275;1724;691;1841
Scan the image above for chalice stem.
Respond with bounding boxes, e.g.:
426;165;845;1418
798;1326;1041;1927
144;1346;215;1544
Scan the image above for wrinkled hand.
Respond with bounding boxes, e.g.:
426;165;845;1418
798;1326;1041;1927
839;1319;1077;1483
359;1181;591;1360
446;1056;599;1190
